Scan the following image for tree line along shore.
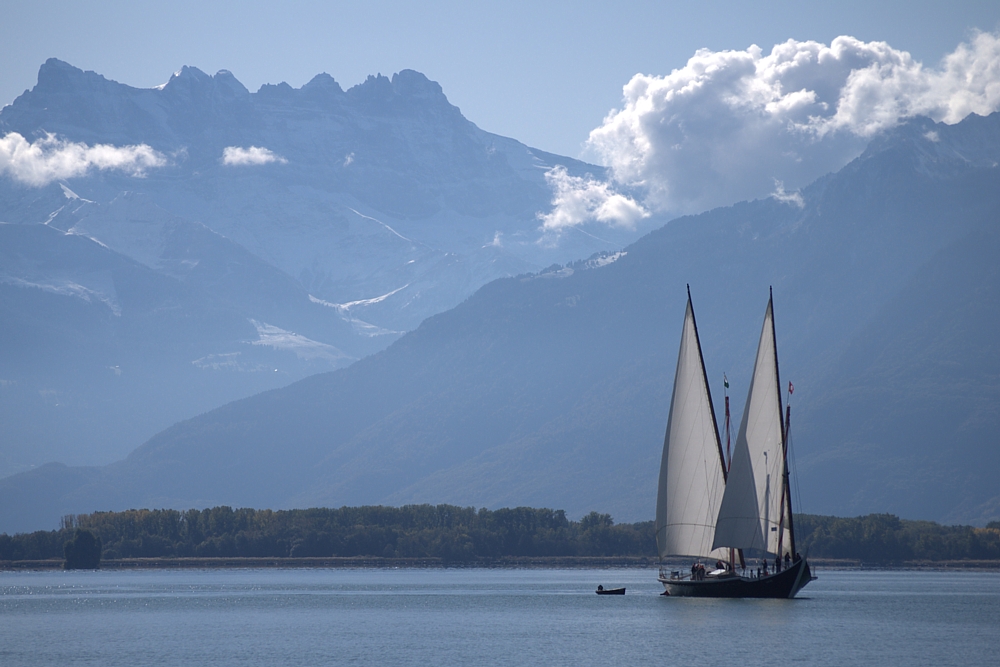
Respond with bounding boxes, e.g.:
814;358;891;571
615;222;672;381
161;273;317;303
1;505;998;568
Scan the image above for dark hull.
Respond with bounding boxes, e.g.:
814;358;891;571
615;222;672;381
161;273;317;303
596;587;625;595
659;558;813;598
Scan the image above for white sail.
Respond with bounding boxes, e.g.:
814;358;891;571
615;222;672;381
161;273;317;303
775;479;794;559
712;297;788;556
655;295;728;559
710;412;765;552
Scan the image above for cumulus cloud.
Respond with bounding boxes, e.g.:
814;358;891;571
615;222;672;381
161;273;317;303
0;132;166;187
221;146;288;166
584;31;1000;216
537;166;648;231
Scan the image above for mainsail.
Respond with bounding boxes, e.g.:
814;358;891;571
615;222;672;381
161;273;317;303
712;294;791;556
655;290;728;559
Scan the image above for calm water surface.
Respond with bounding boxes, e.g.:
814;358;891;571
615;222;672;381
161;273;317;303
2;568;998;666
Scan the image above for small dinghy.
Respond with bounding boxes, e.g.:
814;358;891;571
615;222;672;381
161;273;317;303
595;586;625;595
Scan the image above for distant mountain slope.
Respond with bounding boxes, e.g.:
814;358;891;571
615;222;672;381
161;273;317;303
798;225;1000;524
0;216;362;474
3;110;998;533
0;60;639;476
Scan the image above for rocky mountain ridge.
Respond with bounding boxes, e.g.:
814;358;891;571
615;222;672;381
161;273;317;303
0;60;645;476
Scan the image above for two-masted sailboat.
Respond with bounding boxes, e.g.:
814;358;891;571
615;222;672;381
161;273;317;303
655;287;814;598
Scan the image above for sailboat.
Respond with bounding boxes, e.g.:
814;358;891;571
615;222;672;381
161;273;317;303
655;286;814;598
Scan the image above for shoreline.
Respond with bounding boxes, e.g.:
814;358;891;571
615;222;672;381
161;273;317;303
3;556;999;572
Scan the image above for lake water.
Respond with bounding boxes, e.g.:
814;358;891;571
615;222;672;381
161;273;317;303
2;567;998;666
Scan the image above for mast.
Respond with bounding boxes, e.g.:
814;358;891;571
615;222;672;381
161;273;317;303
724;375;731;471
783;401;796;557
769;287;796;560
724;373;734;570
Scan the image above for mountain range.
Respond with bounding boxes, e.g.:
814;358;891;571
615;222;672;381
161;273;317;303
0;60;642;477
2;95;998;533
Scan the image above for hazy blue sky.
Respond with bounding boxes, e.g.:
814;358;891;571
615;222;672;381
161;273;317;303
2;0;998;158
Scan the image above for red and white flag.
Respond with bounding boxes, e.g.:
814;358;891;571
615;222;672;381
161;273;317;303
788;381;794;395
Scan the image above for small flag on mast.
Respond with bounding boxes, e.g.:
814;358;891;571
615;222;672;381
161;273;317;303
788;381;794;395
724;374;729;389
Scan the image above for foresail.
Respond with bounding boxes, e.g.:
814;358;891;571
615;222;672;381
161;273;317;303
711;414;764;551
775;489;793;558
712;297;787;556
655;295;727;560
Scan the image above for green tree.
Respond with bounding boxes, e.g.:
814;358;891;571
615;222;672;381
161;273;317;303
64;529;102;569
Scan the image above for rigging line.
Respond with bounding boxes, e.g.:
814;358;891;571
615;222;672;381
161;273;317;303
784;392;803;517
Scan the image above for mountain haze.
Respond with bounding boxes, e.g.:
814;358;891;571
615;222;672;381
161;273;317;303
0;60;640;476
4;109;998;533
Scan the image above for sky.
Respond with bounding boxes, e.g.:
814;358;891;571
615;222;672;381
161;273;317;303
3;0;998;159
2;0;1000;227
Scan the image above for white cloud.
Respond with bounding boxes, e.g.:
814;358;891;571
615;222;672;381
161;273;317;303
483;231;503;248
585;31;1000;216
537;165;648;231
221;146;288;166
0;132;166;187
771;180;804;208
